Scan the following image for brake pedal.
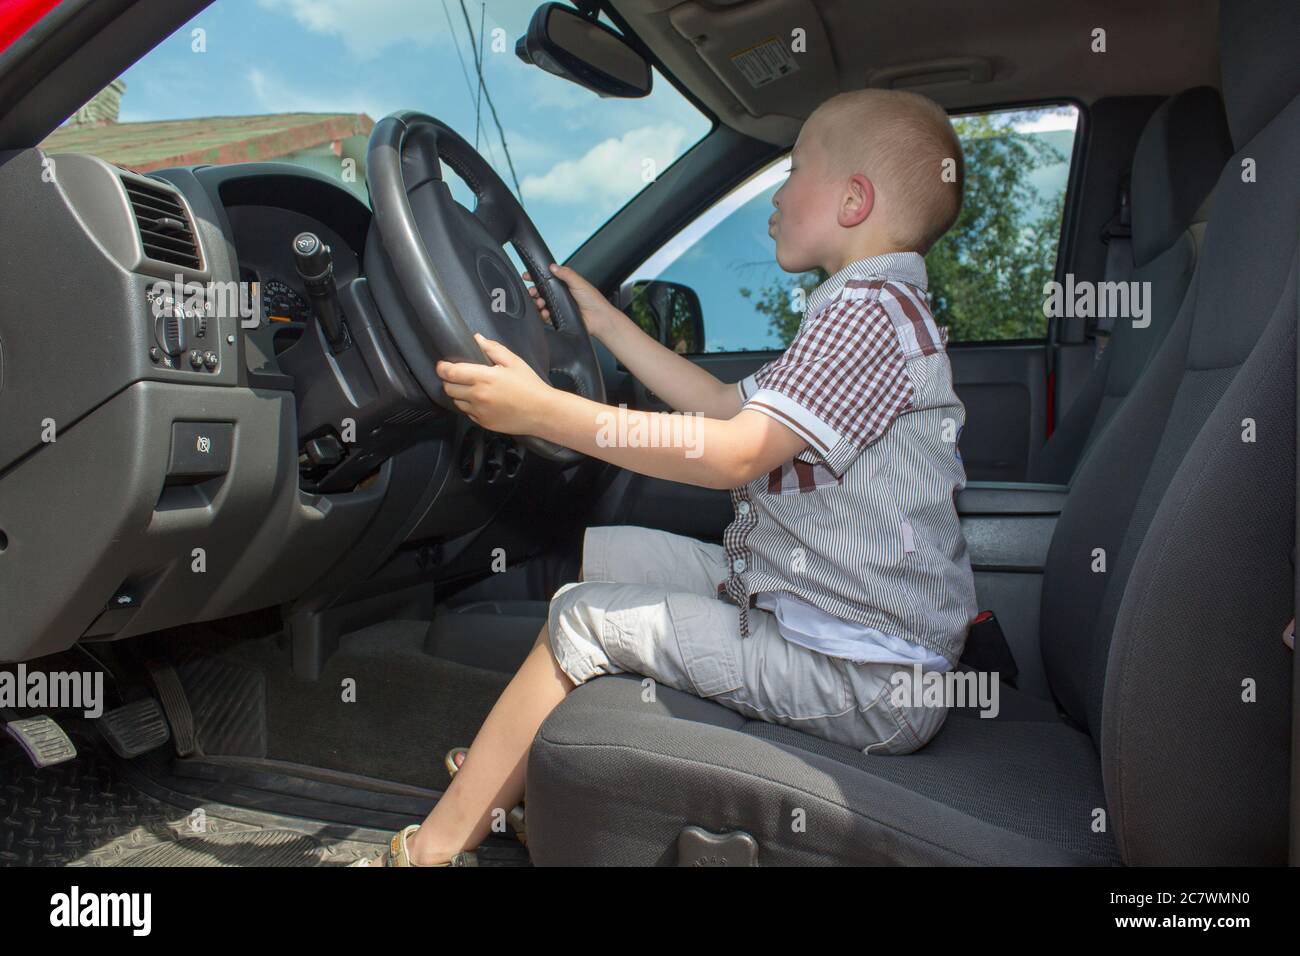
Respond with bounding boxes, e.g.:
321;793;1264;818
99;697;171;758
145;661;196;757
3;714;78;768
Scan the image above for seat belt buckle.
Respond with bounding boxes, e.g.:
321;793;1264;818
960;610;1019;687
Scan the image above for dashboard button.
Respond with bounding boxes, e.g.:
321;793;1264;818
203;351;218;370
167;422;233;478
189;350;203;369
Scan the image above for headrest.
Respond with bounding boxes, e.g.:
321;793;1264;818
1130;87;1231;267
1220;0;1300;148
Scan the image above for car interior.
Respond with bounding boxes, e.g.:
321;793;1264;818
0;0;1297;867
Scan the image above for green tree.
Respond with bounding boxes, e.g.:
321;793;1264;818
738;114;1067;346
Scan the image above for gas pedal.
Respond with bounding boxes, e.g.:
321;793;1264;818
3;714;78;768
99;697;171;759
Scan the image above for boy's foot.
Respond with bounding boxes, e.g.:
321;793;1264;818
348;825;478;867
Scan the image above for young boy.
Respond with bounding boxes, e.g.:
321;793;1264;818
355;89;977;866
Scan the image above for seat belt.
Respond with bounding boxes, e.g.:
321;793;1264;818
1095;172;1134;361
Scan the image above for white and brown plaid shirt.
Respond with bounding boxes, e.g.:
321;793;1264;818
718;252;978;666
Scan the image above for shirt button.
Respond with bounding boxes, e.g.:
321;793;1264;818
732;558;747;573
738;501;751;515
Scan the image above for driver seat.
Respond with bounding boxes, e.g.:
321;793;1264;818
522;0;1299;866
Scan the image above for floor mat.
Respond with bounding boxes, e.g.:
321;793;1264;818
0;738;381;867
217;623;510;791
1;737;531;866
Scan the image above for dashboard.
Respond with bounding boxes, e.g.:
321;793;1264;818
0;149;555;664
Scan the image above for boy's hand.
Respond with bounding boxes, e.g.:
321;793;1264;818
436;333;555;435
523;263;617;341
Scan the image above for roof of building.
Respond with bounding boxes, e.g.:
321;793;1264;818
41;112;374;172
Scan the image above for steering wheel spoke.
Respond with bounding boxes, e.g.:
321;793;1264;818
472;194;518;247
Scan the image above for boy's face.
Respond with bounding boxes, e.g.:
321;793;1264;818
769;116;863;275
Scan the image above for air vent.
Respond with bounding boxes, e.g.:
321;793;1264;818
122;177;202;270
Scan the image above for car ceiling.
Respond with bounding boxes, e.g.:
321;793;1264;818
610;0;1221;144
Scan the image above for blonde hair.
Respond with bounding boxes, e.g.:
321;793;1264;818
809;89;964;254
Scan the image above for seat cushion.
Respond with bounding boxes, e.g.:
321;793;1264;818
526;675;1120;866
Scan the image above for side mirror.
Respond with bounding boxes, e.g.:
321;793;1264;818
623;279;705;354
515;3;652;98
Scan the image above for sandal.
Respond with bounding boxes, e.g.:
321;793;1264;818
445;747;527;846
347;824;478;867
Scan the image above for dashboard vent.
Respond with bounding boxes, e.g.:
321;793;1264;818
122;177;202;270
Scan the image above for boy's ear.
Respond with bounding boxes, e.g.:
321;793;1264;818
839;173;875;228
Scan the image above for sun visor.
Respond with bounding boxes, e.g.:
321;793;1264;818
667;0;835;120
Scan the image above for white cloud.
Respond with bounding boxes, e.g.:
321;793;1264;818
520;123;690;203
247;66;387;118
256;0;534;60
257;0;447;58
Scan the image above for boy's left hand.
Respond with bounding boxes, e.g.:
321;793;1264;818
435;332;555;435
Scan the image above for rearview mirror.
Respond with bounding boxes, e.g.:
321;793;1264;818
515;3;652;98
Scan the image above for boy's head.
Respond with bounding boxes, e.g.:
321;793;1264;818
770;89;963;273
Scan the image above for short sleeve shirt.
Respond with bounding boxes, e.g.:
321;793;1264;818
719;252;976;666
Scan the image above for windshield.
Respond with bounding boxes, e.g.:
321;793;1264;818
42;0;713;261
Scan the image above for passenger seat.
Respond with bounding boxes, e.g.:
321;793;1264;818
1029;87;1232;483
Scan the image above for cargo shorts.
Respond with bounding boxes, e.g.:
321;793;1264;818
546;525;948;755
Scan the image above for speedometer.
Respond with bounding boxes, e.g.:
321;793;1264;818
262;277;313;324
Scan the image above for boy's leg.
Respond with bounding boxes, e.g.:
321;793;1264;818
391;527;731;863
549;580;942;756
582;525;725;595
404;622;570;865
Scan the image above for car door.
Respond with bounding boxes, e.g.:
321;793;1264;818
600;102;1082;540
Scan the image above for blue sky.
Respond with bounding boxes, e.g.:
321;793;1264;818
113;0;713;260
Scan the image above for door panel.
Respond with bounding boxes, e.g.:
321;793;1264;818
949;343;1047;482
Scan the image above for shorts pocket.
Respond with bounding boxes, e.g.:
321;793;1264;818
666;593;743;697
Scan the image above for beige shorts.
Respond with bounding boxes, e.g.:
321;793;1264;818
546;525;948;755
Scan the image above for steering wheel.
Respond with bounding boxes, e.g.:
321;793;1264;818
365;110;605;464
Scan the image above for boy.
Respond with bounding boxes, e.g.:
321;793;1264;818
355;89;977;866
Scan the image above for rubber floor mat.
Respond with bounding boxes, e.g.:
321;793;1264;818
1;737;529;867
174;655;268;758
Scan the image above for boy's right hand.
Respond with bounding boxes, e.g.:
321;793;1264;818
522;263;617;341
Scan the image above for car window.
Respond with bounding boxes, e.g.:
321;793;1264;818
626;155;810;354
40;0;712;266
929;104;1079;343
626;102;1078;353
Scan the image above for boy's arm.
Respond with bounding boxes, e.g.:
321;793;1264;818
437;334;802;489
595;308;743;420
537;264;741;419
